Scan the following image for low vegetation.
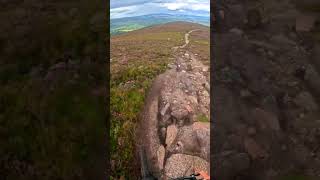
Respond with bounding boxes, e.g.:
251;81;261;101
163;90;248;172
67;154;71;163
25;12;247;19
189;29;210;66
197;113;209;122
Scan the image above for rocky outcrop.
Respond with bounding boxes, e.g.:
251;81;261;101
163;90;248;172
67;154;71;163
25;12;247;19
138;30;210;179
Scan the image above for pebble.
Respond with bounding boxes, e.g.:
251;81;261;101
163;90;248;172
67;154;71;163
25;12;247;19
204;82;210;91
257;48;265;54
157;146;166;170
281;145;287;151
186;105;193;113
294;91;318;111
288;81;299;87
168;63;176;69
252;108;281;131
266;169;278;177
296;14;316;32
160;127;167;141
202;66;209;72
203;90;209;97
240;89;252;98
177;119;184;127
267;51;275;57
299;113;305;119
161;103;170;116
289;32;297;40
229;28;244;36
270;34;296;47
248;127;257;136
244;137;268;159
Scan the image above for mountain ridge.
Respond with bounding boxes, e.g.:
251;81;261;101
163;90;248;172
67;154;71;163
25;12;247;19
110;13;210;35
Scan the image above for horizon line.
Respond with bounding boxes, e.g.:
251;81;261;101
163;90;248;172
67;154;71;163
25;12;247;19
110;12;210;20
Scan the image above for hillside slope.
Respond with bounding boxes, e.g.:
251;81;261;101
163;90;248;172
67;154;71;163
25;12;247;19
110;21;209;178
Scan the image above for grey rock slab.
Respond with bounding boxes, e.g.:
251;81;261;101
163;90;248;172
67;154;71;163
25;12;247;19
193;122;210;160
157;145;166;171
171;108;189;120
294;91;318;111
252;108;281;131
165;154;209;179
244;137;268;160
270;34;296;47
160;103;170;116
166;125;178;148
296;14;316;32
168;123;210;161
167;125;199;155
229;28;244;36
248;40;279;51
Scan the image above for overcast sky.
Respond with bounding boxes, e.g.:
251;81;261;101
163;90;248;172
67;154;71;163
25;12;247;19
110;0;210;19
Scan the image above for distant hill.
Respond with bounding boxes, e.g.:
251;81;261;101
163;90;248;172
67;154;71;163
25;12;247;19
110;14;210;35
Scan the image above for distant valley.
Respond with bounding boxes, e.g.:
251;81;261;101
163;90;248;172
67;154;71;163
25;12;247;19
110;14;210;35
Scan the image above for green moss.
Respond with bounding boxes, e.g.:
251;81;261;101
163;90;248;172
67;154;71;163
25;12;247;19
197;113;209;122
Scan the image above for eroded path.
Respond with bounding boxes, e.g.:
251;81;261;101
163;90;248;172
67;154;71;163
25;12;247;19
138;29;210;179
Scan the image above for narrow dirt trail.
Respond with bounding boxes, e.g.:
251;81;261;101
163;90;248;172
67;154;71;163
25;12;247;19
138;29;210;179
173;29;200;50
